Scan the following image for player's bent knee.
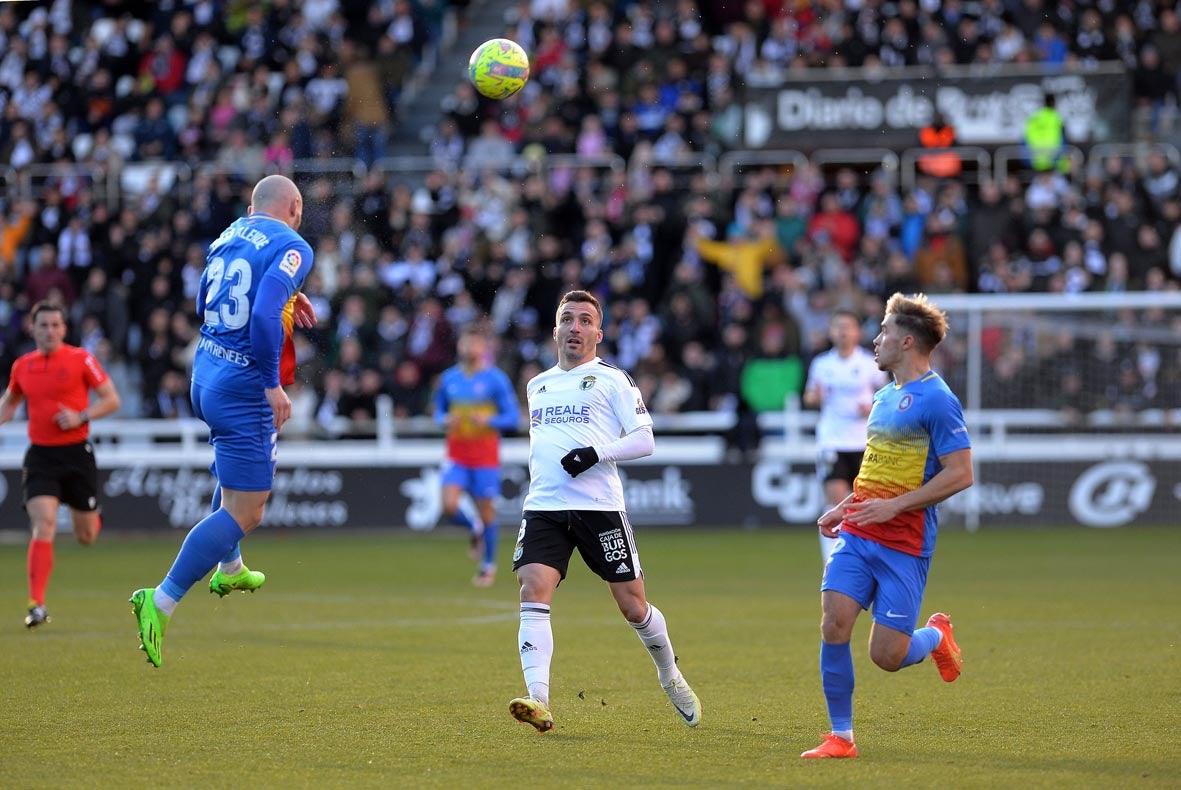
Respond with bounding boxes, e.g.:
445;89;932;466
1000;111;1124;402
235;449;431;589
820;616;855;643
30;523;56;541
619;602;648;623
516;569;558;603
519;581;552;602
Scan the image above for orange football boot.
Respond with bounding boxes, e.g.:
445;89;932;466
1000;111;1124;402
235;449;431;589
801;733;858;759
927;612;962;682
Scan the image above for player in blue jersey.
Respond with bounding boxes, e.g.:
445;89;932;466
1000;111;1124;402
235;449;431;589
802;293;974;759
129;175;316;667
434;325;520;586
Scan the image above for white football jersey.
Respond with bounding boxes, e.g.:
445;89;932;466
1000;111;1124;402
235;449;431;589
805;346;888;451
523;357;653;511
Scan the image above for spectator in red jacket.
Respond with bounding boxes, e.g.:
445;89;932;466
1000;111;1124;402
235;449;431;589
25;245;76;307
807;192;861;262
137;34;186;99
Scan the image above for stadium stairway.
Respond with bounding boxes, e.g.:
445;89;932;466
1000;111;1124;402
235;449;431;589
388;0;510;156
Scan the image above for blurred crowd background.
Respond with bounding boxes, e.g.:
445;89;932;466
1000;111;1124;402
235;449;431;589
1;0;1181;443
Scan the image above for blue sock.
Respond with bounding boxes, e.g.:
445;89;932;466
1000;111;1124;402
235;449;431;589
207;486;241;565
450;509;477;533
901;626;942;668
220;542;242;565
159;509;246;602
820;641;855;733
481;521;498;569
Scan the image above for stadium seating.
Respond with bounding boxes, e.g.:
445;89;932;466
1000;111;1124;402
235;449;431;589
0;0;1178;446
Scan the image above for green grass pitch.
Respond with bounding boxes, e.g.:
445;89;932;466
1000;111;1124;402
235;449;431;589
1;526;1178;789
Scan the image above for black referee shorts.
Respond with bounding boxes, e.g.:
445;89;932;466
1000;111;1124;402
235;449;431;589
817;449;864;487
512;509;643;583
22;442;99;512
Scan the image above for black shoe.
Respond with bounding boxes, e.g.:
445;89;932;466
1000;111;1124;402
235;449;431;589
24;605;51;629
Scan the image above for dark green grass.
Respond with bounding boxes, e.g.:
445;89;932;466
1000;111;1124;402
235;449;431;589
1;526;1178;789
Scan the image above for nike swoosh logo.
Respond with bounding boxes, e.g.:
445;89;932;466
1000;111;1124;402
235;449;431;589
671;699;699;724
885;610;908;619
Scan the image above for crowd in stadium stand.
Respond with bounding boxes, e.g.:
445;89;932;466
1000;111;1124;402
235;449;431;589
1;0;1180;441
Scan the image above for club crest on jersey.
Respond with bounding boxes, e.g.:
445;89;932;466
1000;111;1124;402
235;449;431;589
898;393;914;411
279;249;302;277
580;375;597;390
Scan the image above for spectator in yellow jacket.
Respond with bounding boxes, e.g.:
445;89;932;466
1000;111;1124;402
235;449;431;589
693;217;787;300
0;200;35;276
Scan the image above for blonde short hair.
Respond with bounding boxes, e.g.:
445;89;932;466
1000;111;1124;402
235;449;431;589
885;293;948;351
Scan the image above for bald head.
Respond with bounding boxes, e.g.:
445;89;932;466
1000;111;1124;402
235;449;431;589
249;175;303;230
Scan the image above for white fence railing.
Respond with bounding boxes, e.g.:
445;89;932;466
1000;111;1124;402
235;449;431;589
7;141;1180;208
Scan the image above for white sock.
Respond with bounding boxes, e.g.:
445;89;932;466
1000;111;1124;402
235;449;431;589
218;557;244;576
153;587;179;616
631;603;680;687
834;729;854;743
519;602;552;705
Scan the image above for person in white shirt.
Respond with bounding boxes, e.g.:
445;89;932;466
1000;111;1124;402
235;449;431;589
804;311;888;564
507;290;702;734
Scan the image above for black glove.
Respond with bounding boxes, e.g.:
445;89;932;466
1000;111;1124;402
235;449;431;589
560;446;599;478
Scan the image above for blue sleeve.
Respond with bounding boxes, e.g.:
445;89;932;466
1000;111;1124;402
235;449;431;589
488;370;521;433
250;241;312;389
250;274;290;389
432;374;450;426
924;388;971;457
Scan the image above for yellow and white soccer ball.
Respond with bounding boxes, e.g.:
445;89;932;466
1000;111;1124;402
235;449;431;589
468;38;530;100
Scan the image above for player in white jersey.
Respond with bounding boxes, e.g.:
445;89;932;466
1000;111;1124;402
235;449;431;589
803;311;888;564
507;290;702;734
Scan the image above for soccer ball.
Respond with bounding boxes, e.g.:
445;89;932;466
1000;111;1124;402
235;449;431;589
468;38;530;100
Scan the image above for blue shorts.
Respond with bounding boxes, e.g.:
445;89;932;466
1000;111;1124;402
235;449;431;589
441;461;500;500
821;532;930;635
191;381;276;493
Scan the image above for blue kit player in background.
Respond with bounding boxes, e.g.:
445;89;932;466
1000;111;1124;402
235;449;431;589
802;293;973;759
130;175;316;667
434;325;520;586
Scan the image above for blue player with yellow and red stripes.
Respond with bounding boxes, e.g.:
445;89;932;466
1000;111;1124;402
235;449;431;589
803;293;974;759
434;325;520;586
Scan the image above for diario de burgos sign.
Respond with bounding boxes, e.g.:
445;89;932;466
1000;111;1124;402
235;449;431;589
740;64;1130;149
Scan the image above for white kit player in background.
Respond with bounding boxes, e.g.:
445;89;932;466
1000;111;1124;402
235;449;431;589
804;310;889;565
506;290;702;734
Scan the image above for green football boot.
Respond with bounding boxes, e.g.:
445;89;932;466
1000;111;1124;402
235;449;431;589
509;697;555;733
209;565;266;597
129;588;169;668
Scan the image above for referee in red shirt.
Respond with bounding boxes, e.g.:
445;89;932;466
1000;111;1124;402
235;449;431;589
0;302;121;628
